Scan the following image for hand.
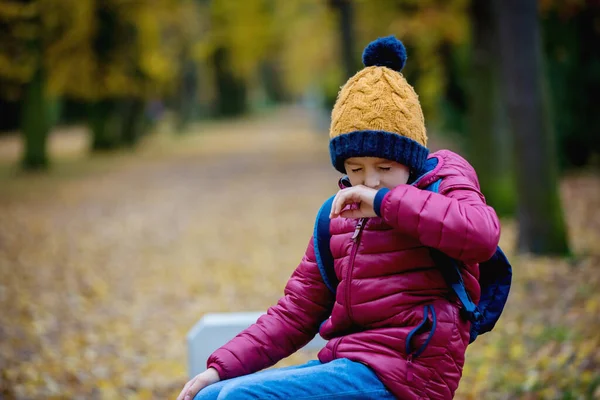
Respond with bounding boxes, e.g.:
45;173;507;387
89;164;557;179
177;368;220;400
330;185;378;219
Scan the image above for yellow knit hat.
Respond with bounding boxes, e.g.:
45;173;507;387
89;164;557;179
329;36;429;174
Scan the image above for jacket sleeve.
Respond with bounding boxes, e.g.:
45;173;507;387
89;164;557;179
375;176;501;265
206;237;334;380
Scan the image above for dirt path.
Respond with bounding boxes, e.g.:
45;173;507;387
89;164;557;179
1;107;598;399
0;108;339;398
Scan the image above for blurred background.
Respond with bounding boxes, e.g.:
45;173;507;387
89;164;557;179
0;0;599;399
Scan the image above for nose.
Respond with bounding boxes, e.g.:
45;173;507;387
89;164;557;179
364;172;380;189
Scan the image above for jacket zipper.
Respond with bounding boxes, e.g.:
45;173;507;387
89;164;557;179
345;217;367;324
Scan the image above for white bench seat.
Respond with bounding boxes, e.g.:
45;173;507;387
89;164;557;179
187;312;328;378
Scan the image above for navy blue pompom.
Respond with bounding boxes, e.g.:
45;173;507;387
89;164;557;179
362;36;407;72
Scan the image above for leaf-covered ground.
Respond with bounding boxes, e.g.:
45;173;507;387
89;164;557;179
1;109;598;399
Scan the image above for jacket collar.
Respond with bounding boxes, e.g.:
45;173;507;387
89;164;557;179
411;154;444;189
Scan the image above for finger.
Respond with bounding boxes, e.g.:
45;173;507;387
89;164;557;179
184;377;207;400
177;379;195;400
330;190;343;217
335;189;355;215
330;192;338;218
340;209;364;219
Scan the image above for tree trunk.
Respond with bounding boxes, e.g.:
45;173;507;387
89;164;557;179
120;98;146;148
542;6;600;169
542;10;583;169
175;58;198;133
493;0;570;255
467;0;516;217
212;47;247;117
330;0;357;80
20;68;53;170
260;59;287;105
89;99;122;151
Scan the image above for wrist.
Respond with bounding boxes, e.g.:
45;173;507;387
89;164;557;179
374;188;390;217
206;364;223;381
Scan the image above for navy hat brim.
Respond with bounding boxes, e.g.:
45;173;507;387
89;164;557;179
329;130;429;174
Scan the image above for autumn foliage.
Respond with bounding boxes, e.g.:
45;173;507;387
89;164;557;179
0;110;598;399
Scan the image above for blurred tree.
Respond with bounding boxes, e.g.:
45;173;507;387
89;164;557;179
174;58;199;132
0;1;35;102
119;98;147;147
170;0;204;132
197;0;275;117
356;0;470;123
83;0;180;150
0;0;186;166
437;40;468;138
20;68;61;169
0;1;57;169
269;1;337;106
493;0;569;255
0;99;20;132
179;0;472;124
212;46;247;117
329;0;358;81
466;0;516;217
87;1;122;151
540;1;600;169
19;19;51;169
259;59;287;105
189;0;338;118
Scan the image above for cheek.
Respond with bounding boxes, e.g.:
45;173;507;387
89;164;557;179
385;170;410;187
347;174;362;186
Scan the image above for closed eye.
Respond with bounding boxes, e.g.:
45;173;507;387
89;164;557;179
350;168;362;173
379;167;391;171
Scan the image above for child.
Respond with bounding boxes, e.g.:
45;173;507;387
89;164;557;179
178;36;501;400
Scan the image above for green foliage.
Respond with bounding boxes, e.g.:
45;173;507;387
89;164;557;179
0;0;187;102
481;173;517;218
540;5;600;169
355;0;470;121
2;0;598;170
0;0;477;125
0;1;39;100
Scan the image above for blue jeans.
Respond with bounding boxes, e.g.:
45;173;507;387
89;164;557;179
193;358;395;400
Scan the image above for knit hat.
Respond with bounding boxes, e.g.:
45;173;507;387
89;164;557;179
329;36;429;174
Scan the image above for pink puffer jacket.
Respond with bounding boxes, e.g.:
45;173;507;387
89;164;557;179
207;150;501;399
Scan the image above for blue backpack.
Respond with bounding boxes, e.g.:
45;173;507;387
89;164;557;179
313;178;512;343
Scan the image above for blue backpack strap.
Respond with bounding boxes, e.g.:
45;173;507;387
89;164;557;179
425;179;482;325
425;177;511;343
314;178;512;343
313;195;338;294
429;250;481;324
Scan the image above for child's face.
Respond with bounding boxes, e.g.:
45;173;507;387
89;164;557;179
344;157;410;190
